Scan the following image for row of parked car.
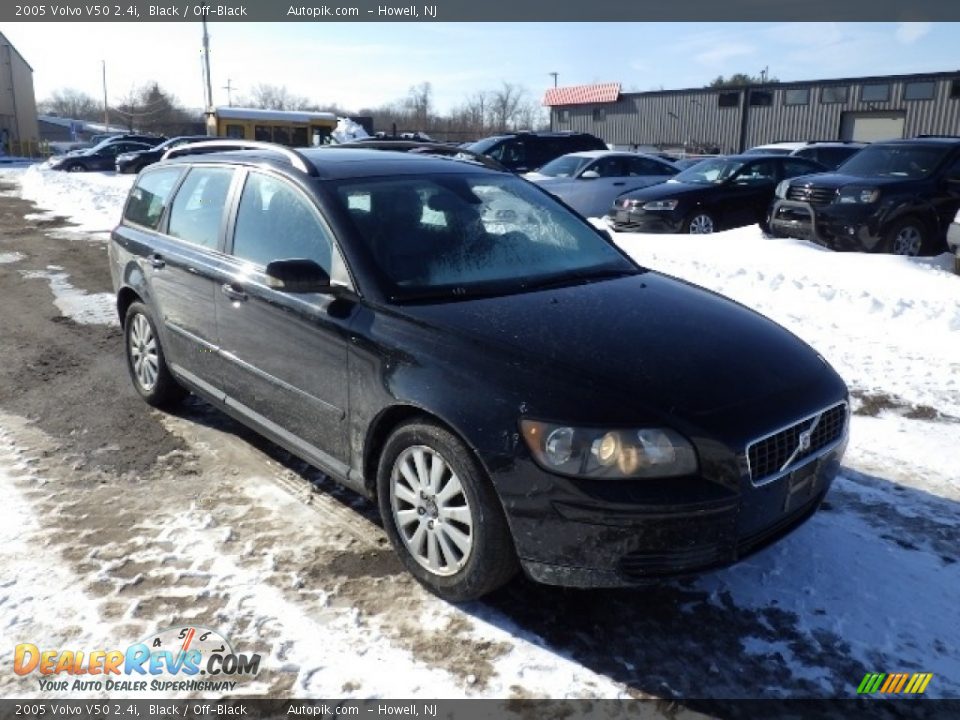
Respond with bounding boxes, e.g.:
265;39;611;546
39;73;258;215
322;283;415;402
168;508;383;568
459;131;960;258
46;128;960;261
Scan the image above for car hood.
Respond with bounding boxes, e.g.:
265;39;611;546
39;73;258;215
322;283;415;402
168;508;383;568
787;172;918;191
397;273;842;435
617;180;715;202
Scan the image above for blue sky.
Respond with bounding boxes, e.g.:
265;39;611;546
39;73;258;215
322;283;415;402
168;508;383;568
7;22;959;114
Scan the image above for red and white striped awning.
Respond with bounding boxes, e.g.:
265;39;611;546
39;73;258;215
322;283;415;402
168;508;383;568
543;83;621;107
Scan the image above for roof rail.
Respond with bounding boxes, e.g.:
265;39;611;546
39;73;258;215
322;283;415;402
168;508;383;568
162;140;319;176
330;140;510;172
913;134;960;139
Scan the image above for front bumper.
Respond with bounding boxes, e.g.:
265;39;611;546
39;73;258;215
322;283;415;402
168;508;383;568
500;431;847;588
769;199;883;252
608;207;684;233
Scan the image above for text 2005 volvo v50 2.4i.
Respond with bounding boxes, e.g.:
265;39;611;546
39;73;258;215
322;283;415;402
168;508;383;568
108;141;849;601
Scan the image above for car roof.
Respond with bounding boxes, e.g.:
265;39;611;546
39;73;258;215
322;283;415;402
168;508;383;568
161;146;505;180
557;150;655;159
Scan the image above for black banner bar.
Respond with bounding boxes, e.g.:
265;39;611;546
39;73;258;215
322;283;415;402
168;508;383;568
2;0;960;22
0;699;955;720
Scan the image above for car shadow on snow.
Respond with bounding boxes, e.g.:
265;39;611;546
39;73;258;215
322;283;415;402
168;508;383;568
169;397;959;700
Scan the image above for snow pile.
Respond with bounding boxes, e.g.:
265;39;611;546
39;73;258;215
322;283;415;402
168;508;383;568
331;117;369;144
14;165;134;234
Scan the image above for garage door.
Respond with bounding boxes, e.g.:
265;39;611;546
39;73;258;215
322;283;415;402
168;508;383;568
840;112;906;142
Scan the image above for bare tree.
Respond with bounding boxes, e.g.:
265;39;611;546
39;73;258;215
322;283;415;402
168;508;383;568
404;82;432;130
248;83;312;111
38;88;101;120
489;82;526;132
112;82;201;134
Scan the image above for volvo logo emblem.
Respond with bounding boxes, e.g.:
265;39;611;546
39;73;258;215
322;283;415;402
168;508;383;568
798;429;812;452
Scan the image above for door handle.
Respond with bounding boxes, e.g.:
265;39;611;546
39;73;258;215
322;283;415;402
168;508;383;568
148;253;165;269
221;283;248;302
613;182;625;186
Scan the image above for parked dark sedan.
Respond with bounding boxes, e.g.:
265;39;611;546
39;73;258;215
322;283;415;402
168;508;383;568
49;140;153;172
110;143;848;600
610;154;825;233
115;135;215;174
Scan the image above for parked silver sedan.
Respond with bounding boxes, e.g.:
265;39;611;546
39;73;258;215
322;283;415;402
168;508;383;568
525;151;677;218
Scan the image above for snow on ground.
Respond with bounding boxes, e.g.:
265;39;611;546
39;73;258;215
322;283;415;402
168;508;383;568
20;266;118;326
2;166;959;699
10;164;134;235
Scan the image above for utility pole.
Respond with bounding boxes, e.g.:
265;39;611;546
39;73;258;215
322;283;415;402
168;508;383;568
760;65;769;84
201;16;215;135
222;78;234;107
548;72;558;131
102;60;108;128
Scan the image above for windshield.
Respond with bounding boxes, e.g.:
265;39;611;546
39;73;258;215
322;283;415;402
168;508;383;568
332;173;636;300
535;155;592;178
673;157;747;184
465;137;508;154
836;144;951;179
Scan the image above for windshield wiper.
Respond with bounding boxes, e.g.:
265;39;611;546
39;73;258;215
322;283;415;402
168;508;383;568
519;266;638;292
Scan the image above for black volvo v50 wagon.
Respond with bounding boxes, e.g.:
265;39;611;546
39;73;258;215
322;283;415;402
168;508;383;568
109;141;849;601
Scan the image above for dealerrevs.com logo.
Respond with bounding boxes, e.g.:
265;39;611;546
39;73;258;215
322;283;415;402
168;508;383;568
15;626;261;693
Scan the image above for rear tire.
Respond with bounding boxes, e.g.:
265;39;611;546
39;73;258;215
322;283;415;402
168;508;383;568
881;217;928;256
377;420;518;602
123;301;187;409
66;163;85;173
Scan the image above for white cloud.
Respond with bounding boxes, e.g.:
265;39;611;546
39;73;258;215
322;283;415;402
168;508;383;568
694;42;755;66
896;22;933;45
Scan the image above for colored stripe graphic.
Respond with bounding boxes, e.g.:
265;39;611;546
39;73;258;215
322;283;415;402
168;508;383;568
858;672;933;694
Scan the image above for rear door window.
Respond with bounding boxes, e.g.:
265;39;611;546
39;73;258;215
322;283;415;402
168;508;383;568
167;167;234;250
123;167;183;230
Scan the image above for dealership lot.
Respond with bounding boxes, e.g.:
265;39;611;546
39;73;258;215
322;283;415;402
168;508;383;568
1;166;958;701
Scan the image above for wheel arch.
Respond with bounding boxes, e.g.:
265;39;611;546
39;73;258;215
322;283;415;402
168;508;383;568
361;404;488;500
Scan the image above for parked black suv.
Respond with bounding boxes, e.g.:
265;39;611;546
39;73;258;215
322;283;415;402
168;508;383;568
465;131;606;173
769;137;960;255
109;141;848;600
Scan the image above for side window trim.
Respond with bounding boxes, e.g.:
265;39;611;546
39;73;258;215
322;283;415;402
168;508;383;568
225;169;356;292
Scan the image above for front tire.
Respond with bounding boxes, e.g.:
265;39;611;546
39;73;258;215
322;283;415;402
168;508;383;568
881;217;928;256
123;302;187;408
684;211;716;234
377;421;518;602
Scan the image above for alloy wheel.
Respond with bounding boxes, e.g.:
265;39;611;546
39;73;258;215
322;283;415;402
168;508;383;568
688;213;715;234
390;445;474;576
128;313;159;392
892;225;922;256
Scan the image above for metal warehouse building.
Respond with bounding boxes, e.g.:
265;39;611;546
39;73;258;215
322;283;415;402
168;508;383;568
545;71;960;153
0;31;39;151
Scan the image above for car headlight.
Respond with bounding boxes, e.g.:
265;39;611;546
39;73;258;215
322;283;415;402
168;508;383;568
642;199;679;211
837;186;880;204
520;420;698;479
775;180;790;199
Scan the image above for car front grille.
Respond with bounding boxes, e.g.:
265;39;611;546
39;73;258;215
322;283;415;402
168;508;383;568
786;185;837;206
746;402;847;485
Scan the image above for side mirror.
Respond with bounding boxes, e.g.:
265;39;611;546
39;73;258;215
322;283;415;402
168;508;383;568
265;259;334;294
580;170;601;179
